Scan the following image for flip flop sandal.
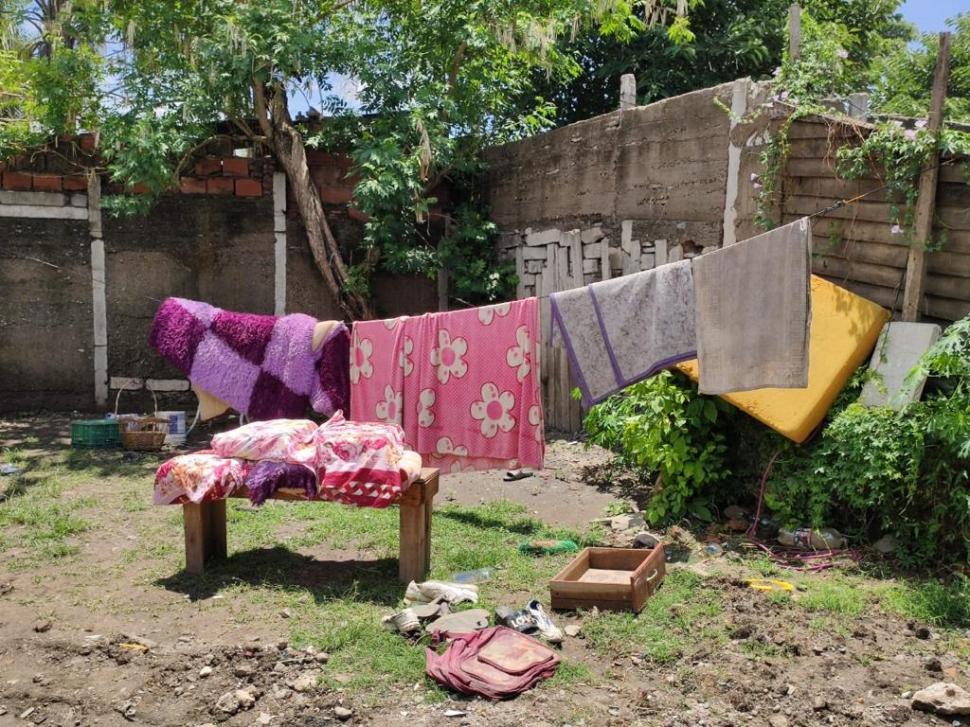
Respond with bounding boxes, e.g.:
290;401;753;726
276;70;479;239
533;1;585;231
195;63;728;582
411;596;450;620
503;470;533;482
494;606;539;635
426;608;491;635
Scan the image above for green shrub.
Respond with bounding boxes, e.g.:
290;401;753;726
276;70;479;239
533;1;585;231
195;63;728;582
583;370;732;524
766;317;970;565
583;315;970;566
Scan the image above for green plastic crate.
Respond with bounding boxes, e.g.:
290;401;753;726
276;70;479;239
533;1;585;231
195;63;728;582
70;419;121;448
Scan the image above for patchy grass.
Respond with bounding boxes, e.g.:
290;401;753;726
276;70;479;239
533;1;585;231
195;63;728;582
882;577;970;629
795;576;867;616
581;569;723;664
0;475;92;565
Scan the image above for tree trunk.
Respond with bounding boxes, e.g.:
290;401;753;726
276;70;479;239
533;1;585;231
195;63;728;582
253;82;373;321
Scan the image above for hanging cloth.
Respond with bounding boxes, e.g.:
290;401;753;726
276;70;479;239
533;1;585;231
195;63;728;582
550;260;696;406
691;217;812;395
350;299;544;473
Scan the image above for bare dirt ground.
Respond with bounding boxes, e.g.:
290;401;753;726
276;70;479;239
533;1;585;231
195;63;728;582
0;413;967;727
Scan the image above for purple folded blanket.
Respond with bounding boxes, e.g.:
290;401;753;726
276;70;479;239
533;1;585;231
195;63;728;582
149;298;349;420
244;461;318;505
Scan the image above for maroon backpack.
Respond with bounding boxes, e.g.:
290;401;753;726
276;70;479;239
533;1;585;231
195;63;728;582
426;626;560;700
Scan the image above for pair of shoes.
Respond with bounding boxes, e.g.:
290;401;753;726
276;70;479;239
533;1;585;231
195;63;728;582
503;469;532;482
405;580;479;605
495;600;563;644
384;595;452;635
382;608;421;635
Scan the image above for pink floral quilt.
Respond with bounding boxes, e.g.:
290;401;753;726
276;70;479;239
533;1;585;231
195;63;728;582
350;299;545;472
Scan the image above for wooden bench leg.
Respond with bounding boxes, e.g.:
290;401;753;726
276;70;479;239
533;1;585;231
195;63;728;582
399;495;429;584
183;500;228;575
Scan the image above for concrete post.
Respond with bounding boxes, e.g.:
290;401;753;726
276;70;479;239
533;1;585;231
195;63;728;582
619;74;637;111
88;172;108;408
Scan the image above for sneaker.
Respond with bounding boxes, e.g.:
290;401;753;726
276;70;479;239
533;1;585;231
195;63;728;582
382;607;421;635
526;600;563;644
404;580;479;605
494;606;539;635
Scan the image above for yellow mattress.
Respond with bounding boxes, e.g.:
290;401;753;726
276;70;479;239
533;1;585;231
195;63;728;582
677;276;889;442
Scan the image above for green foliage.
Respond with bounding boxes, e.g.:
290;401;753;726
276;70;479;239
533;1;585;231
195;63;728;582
438;203;516;303
583;371;731;524
515;0;909;126
870;14;970;123
765;315;970;566
2;0;691;308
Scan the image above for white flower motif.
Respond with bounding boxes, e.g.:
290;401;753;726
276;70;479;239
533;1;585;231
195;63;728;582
418;388;436;428
470;383;516;439
478;302;511;325
528;404;543;442
429;329;468;384
435;436;469;458
350;332;373;384
383;316;409;330
399;336;414;377
375;385;402;424
505;325;533;382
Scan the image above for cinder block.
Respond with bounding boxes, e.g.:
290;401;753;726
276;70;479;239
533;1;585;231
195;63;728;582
582;258;599;274
522;246;548;260
581;226;605;244
525;260;544;274
0;190;64;206
146;378;190;392
110;376;143;390
525;229;561;246
583;243;602;259
860;322;941;409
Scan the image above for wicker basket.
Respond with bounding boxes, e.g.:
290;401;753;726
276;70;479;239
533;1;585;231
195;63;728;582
115;385;170;452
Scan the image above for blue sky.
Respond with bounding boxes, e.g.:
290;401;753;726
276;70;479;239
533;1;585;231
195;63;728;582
899;0;968;32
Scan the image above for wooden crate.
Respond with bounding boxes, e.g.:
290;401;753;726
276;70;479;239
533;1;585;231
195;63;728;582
549;546;665;613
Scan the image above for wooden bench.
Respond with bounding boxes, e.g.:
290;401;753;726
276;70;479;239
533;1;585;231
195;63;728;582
182;468;439;583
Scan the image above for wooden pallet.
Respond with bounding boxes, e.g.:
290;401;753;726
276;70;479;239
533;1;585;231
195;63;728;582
181;467;439;584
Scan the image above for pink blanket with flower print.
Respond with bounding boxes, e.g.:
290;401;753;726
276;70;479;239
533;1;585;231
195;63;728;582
350;299;544;473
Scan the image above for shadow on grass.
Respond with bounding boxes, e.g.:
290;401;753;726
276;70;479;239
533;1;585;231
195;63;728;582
435;508;546;537
63;448;169;479
156;546;402;607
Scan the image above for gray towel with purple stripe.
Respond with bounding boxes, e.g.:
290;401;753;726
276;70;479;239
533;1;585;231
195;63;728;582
550;260;696;406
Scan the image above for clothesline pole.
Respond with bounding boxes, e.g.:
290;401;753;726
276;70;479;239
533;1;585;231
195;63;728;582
901;32;951;322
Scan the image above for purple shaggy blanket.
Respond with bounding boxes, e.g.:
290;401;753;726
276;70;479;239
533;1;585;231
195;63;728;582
243;461;318;505
149;298;349;420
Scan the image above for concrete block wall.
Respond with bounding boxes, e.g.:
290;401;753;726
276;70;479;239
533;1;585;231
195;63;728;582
1;152;440;412
485;79;771;431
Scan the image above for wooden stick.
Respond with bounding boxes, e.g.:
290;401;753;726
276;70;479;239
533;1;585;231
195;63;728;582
902;32;951;322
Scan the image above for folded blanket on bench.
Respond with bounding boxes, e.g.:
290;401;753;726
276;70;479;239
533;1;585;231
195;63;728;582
153;414;423;508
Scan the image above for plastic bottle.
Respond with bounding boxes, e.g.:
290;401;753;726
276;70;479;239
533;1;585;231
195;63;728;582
450;567;493;584
777;528;845;550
